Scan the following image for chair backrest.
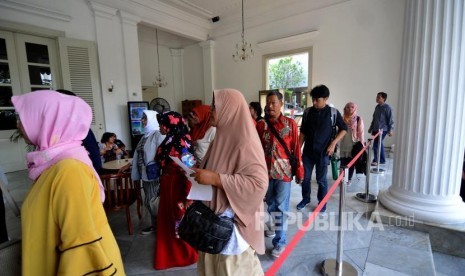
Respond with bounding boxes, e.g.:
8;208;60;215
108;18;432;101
0;239;21;276
100;172;137;212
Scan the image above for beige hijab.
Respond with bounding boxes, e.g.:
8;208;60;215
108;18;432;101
201;89;268;254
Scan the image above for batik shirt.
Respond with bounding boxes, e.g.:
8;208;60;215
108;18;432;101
256;114;304;182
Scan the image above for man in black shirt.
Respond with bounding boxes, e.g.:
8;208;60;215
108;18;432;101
297;85;347;212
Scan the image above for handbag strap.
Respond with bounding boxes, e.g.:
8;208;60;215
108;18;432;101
265;118;294;161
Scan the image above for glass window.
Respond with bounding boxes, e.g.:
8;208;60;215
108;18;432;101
28;65;52;86
0;38;7;60
25;42;50;64
0;62;11;84
0;86;13;107
264;50;311;117
0;109;16;130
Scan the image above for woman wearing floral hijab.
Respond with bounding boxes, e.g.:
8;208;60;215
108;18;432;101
154;111;198;269
12;90;123;275
339;102;365;185
129;110;165;234
191;89;268;275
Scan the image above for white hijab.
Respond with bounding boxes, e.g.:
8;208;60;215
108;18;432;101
143;110;159;137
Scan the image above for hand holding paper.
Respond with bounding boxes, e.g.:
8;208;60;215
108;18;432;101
170;156;212;201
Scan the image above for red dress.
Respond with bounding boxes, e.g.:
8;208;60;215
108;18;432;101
154;163;198;269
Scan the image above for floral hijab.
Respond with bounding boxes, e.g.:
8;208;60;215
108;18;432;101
156;111;193;167
343;102;364;142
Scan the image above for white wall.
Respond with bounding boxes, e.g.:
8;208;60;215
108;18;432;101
0;0;404;149
212;0;405;146
183;44;205;103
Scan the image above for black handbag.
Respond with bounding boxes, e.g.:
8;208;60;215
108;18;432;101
178;201;234;254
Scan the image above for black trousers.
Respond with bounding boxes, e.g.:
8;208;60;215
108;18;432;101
0;189;9;244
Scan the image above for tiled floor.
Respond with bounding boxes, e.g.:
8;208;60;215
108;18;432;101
3;156;465;275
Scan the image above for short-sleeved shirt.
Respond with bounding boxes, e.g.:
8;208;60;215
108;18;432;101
300;105;347;159
256;114;304;181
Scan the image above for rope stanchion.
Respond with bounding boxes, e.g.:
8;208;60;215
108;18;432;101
265;136;377;275
321;167;357;276
264;172;345;276
355;138;377;203
371;129;385;174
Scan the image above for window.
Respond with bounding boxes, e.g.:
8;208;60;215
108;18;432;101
261;48;312;119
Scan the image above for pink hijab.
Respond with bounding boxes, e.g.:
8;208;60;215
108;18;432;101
12;90;105;202
343;102;365;143
200;89;268;254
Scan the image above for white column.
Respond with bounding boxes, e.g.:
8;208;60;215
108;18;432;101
170;48;184;112
119;11;142;101
199;40;215;105
379;0;465;224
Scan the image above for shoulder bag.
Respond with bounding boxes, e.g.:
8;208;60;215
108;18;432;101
178;201;234;254
265;118;298;176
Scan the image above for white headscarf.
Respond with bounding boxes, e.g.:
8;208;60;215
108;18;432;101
143;110;159;137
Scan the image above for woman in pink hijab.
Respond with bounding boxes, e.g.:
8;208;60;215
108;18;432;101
12;90;124;275
340;102;365;185
191;89;269;275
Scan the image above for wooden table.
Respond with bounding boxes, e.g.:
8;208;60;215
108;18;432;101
102;158;132;171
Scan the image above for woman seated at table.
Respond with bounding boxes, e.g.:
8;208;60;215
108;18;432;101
115;136;130;158
99;132;123;163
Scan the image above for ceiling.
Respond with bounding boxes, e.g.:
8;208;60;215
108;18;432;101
157;0;281;20
138;0;350;47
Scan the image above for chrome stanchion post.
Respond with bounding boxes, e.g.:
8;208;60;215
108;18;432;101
356;139;377;203
371;130;385;174
322;167;357;276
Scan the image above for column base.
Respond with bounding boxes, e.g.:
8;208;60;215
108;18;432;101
379;186;465;224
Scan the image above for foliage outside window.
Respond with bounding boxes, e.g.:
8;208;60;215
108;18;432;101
266;52;309;117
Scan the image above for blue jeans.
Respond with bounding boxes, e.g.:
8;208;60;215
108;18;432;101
301;154;329;211
372;131;388;163
265;179;291;247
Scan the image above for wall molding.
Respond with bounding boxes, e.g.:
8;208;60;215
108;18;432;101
257;31;320;50
0;0;71;22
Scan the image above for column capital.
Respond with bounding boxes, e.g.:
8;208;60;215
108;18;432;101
89;1;117;20
199;40;215;50
170;48;184;57
118;10;140;26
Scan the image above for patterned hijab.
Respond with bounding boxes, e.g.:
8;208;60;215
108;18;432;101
343;102;363;142
189;105;211;141
156;111;193;167
12;90;105;202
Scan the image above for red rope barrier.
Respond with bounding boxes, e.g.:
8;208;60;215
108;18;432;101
264;172;345;276
264;130;381;275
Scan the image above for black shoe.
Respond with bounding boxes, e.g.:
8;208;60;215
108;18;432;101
140;226;155;235
296;200;310;210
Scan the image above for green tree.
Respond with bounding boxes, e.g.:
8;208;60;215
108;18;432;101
268;57;305;90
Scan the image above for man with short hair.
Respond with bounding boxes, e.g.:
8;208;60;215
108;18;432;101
256;91;304;258
368;92;394;166
297;85;347;212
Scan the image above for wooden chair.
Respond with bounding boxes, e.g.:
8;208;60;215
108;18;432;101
100;172;141;235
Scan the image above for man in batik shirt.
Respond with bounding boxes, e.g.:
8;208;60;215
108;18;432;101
256;91;304;258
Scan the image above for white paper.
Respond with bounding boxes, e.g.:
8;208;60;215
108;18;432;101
170;156;212;201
